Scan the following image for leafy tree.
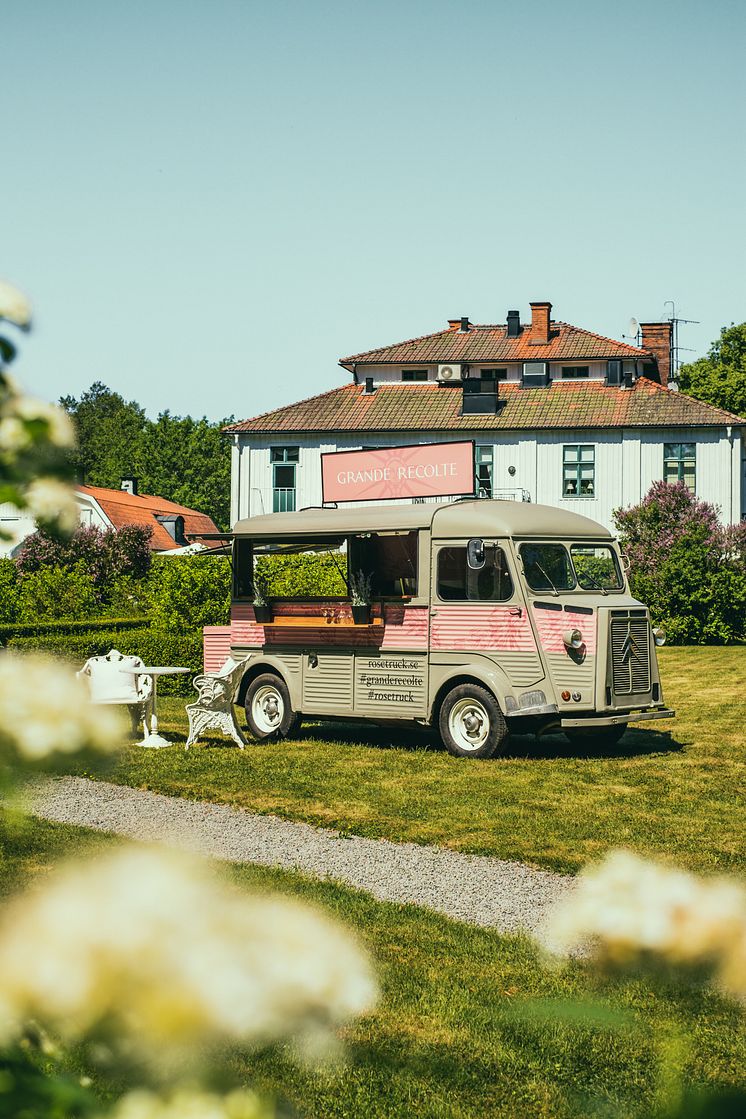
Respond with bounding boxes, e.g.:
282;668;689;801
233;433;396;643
61;384;233;530
678;322;746;417
60;382;148;487
614;481;746;644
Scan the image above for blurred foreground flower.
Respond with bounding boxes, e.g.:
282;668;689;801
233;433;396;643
23;476;79;534
107;1088;272;1119
0;845;378;1071
0;280;32;329
0;653;122;764
543;849;746;996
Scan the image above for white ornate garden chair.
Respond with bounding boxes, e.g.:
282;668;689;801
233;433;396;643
77;648;154;739
185;656;247;751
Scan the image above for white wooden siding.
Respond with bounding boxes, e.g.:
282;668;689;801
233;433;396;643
234;427;744;532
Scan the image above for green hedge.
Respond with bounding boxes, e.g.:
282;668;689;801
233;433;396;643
6;626;202;696
0;617;150;642
256;552;347;597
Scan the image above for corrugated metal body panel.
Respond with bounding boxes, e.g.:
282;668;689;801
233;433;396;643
610;612;651;696
430;605;543;686
380;605;429;650
231;602;265;646
203;626;232;674
532;605;598;654
354;653;428;717
546;652;596;697
302;653;354;712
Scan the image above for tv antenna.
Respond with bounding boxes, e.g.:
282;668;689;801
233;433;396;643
663;301;699;384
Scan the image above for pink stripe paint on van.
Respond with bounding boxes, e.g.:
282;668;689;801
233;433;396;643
430;605;537;652
203;626;233;673
532;606;597;654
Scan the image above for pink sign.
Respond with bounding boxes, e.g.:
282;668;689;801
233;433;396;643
321;441;476;503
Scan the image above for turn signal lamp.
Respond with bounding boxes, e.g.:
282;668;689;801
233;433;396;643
652;627;667;647
563;628;584;650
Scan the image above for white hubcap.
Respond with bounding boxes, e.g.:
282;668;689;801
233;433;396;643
252;685;284;734
448;697;490;752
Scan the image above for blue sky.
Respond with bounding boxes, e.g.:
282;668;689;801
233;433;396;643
3;0;744;422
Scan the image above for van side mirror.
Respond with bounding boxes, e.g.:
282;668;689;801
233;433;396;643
467;538;485;570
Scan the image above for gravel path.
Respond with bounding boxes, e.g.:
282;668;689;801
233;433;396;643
27;776;574;941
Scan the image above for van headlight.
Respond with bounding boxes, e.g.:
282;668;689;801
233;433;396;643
652;627;666;647
563;628;584;650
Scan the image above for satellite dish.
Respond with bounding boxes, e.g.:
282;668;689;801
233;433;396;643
628;318;639;335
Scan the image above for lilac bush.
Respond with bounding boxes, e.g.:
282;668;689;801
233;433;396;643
613;482;746;644
16;524;152;607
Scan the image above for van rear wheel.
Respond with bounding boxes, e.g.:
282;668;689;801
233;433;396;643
439;684;508;759
244;673;299;741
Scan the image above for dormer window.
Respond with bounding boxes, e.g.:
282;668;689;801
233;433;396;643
521;362;550;388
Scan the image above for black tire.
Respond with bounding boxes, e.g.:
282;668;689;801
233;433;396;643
438;683;508;759
244;673;299;741
564;725;626;751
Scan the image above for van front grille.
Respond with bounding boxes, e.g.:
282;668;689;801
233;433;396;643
610;611;651;696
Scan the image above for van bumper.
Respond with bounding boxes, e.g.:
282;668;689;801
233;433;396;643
560;708;675;729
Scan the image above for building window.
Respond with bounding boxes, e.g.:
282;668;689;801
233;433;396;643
475;445;493;497
563;445;595;497
561;366;589;379
401;369;428;382
271;446;299;512
480;368;507;382
664;443;696;492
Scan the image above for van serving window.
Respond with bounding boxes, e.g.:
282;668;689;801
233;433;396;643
350;531;418;598
519;543;575;592
437;546;513;602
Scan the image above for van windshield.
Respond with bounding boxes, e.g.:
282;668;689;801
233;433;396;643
519;543;575;592
571;544;623;591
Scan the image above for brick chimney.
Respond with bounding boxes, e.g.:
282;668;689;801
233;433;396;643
529;301;552;345
640;322;673;385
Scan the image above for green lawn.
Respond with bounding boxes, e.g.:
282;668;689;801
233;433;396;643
1;816;744;1119
71;647;746;876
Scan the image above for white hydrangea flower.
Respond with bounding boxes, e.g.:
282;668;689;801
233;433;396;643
12;394;76;448
542;850;746;995
0;280;32;328
0;845;378;1061
24;476;79;534
0;654;123;762
106;1088;271;1119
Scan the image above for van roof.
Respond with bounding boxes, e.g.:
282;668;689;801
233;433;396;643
233;500;613;540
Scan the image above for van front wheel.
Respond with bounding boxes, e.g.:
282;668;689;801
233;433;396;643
244;673;299;741
439;684;508;759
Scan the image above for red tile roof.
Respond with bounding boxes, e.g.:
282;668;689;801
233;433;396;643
224;379;746;435
77;486;220;551
339;321;649;367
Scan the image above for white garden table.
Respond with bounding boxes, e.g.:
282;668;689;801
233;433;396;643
120;666;191;748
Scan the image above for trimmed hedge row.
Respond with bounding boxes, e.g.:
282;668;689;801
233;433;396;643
0;617;149;642
6;627;202;696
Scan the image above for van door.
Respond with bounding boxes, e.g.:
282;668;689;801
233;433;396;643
302;651;354;714
429;539;543;689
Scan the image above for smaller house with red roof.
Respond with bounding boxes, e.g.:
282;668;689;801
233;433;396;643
0;478;221;557
224;301;745;532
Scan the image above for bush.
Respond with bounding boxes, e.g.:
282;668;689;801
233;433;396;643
17;564;100;623
614;481;746;644
6;626;201;696
16;524;152;604
256;552;347;597
148;556;231;633
0;559;19;623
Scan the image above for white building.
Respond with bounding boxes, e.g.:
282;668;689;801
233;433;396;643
225;301;745;532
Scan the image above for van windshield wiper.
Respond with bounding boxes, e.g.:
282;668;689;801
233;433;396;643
534;561;560;597
578;569;608;596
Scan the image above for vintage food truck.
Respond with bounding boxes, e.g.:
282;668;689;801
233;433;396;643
206;500;674;758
